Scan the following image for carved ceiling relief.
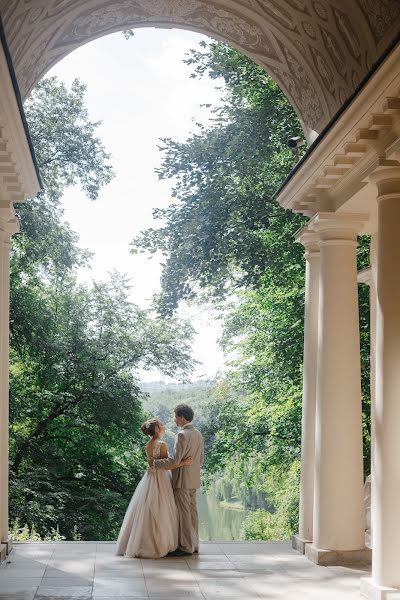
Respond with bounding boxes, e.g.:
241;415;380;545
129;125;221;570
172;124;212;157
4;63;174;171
0;0;399;134
357;0;400;45
332;6;361;65
283;46;324;125
320;27;346;82
282;0;308;14
259;0;298;32
311;1;327;21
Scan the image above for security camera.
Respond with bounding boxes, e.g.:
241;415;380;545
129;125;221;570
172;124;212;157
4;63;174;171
287;136;305;150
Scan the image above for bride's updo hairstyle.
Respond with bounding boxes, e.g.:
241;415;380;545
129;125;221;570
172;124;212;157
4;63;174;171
141;418;162;437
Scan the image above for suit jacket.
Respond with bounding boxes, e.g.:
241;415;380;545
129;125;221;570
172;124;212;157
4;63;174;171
154;424;204;489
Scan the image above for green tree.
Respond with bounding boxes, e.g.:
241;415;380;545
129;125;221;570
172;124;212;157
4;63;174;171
134;41;372;540
10;272;194;540
9;76;195;540
133;42;306;316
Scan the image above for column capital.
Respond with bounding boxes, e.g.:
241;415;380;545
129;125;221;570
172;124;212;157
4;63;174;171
294;226;320;257
0;201;20;237
369;161;400;199
308;212;369;244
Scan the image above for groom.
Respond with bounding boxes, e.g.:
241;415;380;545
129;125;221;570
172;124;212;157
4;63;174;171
150;403;204;556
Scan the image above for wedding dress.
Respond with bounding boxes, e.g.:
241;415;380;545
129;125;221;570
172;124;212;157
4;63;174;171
116;439;179;558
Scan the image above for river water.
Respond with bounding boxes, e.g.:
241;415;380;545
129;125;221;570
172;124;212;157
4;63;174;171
197;489;248;541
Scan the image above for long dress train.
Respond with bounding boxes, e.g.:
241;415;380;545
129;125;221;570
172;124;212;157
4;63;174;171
116;439;178;558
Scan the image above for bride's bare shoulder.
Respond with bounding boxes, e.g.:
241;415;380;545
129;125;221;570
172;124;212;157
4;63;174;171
159;441;169;458
145;440;155;457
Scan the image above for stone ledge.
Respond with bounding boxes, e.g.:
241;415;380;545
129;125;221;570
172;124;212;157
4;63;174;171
0;543;6;562
2;535;13;555
292;534;311;554
305;543;372;566
361;577;400;599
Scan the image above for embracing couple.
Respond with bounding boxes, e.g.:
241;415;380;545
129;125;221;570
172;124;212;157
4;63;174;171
116;404;204;559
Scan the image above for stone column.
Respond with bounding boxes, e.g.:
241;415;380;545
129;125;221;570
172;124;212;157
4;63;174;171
361;168;400;599
357;240;377;551
305;212;370;566
292;229;320;554
0;203;19;559
369;233;377;432
367;233;377;552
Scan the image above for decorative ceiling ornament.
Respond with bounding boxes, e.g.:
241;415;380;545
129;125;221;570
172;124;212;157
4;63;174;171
261;0;296;31
312;1;328;21
357;0;400;44
135;0;202;16
0;0;398;137
332;6;361;63
311;46;334;94
302;21;316;39
320;26;347;80
283;0;308;14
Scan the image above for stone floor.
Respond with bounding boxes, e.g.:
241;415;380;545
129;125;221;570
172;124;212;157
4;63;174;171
0;541;371;599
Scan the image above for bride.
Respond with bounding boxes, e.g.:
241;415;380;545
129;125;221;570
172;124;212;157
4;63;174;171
116;417;192;558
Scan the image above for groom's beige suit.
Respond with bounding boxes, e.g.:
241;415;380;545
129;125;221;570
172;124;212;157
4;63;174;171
154;423;204;553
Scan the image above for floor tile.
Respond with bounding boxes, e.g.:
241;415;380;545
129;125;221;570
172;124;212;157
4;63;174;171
0;590;38;600
34;586;93;597
91;597;148;600
34;597;93;600
0;570;45;578
92;580;148;597
94;576;146;582
44;568;93;580
95;563;143;572
0;579;41;588
91;590;149;600
149;590;204;600
191;569;246;580
1;561;47;570
0;593;37;600
187;561;234;570
41;577;94;586
0;540;370;600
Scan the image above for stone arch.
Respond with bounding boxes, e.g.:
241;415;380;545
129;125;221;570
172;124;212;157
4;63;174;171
0;0;399;140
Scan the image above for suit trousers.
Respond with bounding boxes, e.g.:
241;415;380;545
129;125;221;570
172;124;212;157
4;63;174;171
174;488;198;553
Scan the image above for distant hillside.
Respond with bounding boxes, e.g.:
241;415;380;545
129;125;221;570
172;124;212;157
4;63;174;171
141;380;215;449
140;380;214;394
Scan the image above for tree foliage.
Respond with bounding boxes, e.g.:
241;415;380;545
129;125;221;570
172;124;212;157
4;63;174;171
133;42;306;316
9;76;195;540
136;41;372;540
10;271;194;539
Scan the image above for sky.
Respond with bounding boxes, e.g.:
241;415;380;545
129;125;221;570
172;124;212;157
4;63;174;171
48;28;228;382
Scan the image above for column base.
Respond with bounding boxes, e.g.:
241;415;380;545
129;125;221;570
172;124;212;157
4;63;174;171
305;543;372;566
292;534;312;554
0;543;6;562
1;535;13;554
361;578;400;599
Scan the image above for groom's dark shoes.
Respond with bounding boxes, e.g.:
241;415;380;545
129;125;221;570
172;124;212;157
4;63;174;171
167;549;193;557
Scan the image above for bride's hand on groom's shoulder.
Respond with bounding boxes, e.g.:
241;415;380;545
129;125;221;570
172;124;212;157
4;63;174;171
146;458;155;474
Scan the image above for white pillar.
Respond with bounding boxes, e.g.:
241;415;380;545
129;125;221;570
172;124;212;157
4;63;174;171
0;203;19;557
370;233;377;429
367;233;377;552
305;212;369;566
293;229;320;553
357;237;377;551
361;168;400;599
